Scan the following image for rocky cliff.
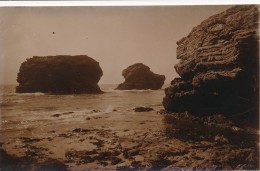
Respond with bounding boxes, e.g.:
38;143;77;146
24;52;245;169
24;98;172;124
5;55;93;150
163;5;259;119
16;55;103;94
116;63;165;90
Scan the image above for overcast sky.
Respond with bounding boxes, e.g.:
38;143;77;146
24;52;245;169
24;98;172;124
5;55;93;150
0;5;232;85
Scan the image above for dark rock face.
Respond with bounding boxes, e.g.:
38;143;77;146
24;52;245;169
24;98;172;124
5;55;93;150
163;6;259;119
116;63;165;90
0;148;70;171
16;55;103;94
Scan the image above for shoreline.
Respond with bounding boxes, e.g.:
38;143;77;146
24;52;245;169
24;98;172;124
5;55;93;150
1;107;259;170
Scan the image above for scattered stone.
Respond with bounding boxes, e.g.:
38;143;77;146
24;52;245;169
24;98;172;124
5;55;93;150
57;133;74;138
72;128;90;133
19;137;43;143
91;139;105;148
129;149;140;156
51;114;61;117
91;109;101;113
93;116;102;119
31;159;70;171
133;107;154;112
51;112;74;117
111;157;122;165
149;157;172;170
47;137;53;141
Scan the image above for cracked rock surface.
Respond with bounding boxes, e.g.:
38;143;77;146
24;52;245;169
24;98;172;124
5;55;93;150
163;5;259;120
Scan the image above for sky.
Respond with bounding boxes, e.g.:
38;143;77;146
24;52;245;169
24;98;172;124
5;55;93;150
0;5;232;85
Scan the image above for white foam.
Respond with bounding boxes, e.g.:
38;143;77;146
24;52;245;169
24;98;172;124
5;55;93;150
0;99;24;105
85;105;116;117
4;92;45;96
2;120;8;123
104;89;156;93
122;89;153;92
20;92;45;96
105;105;114;113
12;99;25;103
150;103;162;107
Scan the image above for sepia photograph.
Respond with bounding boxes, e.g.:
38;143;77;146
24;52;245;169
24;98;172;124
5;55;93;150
0;3;259;170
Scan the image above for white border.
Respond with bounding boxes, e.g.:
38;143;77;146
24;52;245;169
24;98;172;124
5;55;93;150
0;1;259;7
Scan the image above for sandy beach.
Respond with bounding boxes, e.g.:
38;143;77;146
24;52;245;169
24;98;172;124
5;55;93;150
1;104;258;170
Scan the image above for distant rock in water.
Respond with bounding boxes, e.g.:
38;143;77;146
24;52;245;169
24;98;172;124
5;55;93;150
163;6;259;119
116;63;165;90
16;55;103;94
133;107;154;112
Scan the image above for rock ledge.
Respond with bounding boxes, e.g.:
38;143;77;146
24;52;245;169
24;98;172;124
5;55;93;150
163;5;259;120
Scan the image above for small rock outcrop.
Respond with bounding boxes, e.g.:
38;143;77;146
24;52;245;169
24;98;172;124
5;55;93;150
16;55;103;94
133;107;154;112
163;5;259;119
116;63;165;90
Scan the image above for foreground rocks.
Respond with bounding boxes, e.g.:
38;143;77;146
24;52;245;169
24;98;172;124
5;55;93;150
162;111;259;170
163;6;259;122
1;96;258;170
0;148;69;171
162;6;259;169
133;107;154;112
1;109;258;170
116;63;165;90
16;55;103;94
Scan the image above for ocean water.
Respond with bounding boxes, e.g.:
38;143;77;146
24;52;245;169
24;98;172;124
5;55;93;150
1;84;259;170
0;84;166;137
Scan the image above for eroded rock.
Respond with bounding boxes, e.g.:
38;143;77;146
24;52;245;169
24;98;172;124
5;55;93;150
163;5;259;121
116;63;165;90
133;107;154;112
16;55;103;94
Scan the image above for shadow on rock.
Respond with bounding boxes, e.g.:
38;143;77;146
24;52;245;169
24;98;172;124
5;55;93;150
0;147;70;171
161;111;259;169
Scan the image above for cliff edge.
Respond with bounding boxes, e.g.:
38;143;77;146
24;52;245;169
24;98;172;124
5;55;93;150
163;5;259;121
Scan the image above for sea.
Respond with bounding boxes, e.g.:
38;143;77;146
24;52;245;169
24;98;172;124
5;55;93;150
1;84;259;170
0;84;166;138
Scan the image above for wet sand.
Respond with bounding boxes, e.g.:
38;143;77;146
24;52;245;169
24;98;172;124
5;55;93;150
0;107;259;170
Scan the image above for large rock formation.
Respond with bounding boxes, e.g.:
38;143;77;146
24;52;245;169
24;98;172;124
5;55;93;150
16;55;103;94
163;5;259;119
116;63;165;90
